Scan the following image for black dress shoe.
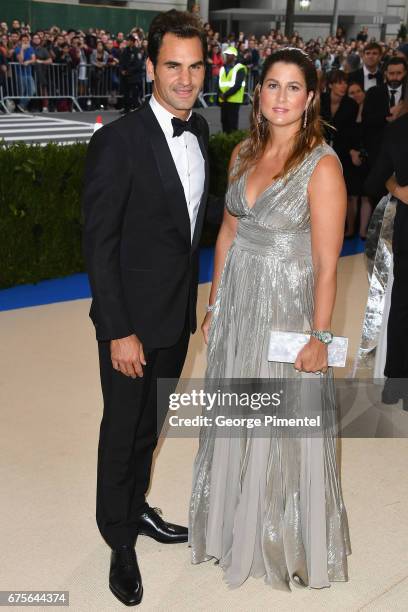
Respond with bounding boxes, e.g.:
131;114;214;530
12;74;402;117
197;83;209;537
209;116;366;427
137;506;188;544
382;378;408;405
109;545;143;606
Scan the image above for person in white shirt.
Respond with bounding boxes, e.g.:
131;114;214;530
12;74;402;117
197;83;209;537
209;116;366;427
348;42;383;92
362;56;407;167
149;94;205;241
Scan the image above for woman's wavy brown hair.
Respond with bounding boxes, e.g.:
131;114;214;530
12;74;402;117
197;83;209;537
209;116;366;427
231;48;325;182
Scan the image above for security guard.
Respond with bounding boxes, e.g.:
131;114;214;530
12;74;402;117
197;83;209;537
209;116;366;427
119;35;145;113
218;46;246;133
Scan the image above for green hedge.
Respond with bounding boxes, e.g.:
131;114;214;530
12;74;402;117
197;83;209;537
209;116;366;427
0;131;247;289
208;130;248;196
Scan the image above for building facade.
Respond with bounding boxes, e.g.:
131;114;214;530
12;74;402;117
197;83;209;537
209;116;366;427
208;0;407;41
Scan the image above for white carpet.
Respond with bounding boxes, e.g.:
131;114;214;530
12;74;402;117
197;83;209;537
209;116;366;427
1;254;408;611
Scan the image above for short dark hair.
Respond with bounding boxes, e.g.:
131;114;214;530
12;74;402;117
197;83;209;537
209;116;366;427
385;56;407;71
147;9;206;67
364;42;382;54
327;69;348;85
347;80;364;91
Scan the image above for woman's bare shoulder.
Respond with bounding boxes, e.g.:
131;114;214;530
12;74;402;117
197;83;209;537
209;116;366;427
308;151;345;199
229;138;250;171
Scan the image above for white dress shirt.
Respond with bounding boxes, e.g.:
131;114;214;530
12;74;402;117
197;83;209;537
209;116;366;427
149;95;205;242
363;64;380;91
387;83;402;107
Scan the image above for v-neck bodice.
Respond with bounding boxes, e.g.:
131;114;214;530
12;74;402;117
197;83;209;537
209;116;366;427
226;143;338;235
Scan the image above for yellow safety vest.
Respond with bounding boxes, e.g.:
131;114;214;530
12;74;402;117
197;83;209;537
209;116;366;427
218;63;246;104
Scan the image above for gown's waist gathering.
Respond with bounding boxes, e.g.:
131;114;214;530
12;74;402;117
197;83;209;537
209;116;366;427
234;221;312;259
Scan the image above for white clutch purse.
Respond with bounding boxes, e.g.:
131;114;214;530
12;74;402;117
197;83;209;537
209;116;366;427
268;331;348;368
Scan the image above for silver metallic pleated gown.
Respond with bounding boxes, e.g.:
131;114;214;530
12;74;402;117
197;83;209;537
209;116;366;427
189;143;351;591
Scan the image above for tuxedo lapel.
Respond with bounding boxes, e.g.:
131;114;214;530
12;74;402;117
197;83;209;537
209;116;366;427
191;118;209;252
139;104;191;245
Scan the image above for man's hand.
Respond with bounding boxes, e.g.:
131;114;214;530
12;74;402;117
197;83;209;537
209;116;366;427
386;101;404;122
110;334;146;378
386;175;408;205
350;149;362;166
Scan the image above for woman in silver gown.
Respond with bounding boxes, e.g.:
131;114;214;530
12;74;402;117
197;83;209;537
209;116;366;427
189;49;351;591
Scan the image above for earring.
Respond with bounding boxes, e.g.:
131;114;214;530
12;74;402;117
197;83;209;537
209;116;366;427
256;85;263;124
303;107;308;129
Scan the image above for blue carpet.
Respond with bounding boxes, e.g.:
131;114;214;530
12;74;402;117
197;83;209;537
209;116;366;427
0;273;91;311
340;235;366;257
0;240;365;312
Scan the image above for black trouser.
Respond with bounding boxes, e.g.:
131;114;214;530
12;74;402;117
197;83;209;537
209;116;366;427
96;321;190;549
220;101;240;133
122;77;143;112
385;201;408;378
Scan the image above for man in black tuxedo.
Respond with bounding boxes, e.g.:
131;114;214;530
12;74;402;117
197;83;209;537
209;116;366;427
365;109;408;409
82;10;210;606
348;42;383;92
362;56;407;167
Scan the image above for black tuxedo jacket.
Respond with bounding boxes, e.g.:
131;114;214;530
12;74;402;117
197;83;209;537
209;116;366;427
365;113;408;200
348;67;383;91
82;103;210;348
362;83;406;165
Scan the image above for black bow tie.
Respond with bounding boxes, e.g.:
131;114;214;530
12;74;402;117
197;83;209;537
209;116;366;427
171;115;200;138
368;73;378;80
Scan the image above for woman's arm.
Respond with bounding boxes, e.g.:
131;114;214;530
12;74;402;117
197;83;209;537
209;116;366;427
201;144;240;343
294;154;346;373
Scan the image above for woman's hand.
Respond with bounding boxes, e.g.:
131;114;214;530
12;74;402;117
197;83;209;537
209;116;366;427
294;336;328;374
201;312;212;345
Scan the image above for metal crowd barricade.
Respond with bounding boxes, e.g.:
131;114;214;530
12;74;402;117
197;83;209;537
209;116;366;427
0;62;255;113
1;62;82;112
73;63;122;109
0;61;123;113
201;91;253;106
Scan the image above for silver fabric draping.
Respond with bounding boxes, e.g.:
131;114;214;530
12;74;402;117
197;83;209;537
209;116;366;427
351;194;396;377
189;144;351;591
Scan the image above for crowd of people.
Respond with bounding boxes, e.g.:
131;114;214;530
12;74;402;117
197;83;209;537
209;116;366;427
204;24;408;239
0;18;149;112
1;17;407;110
1;16;408;237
